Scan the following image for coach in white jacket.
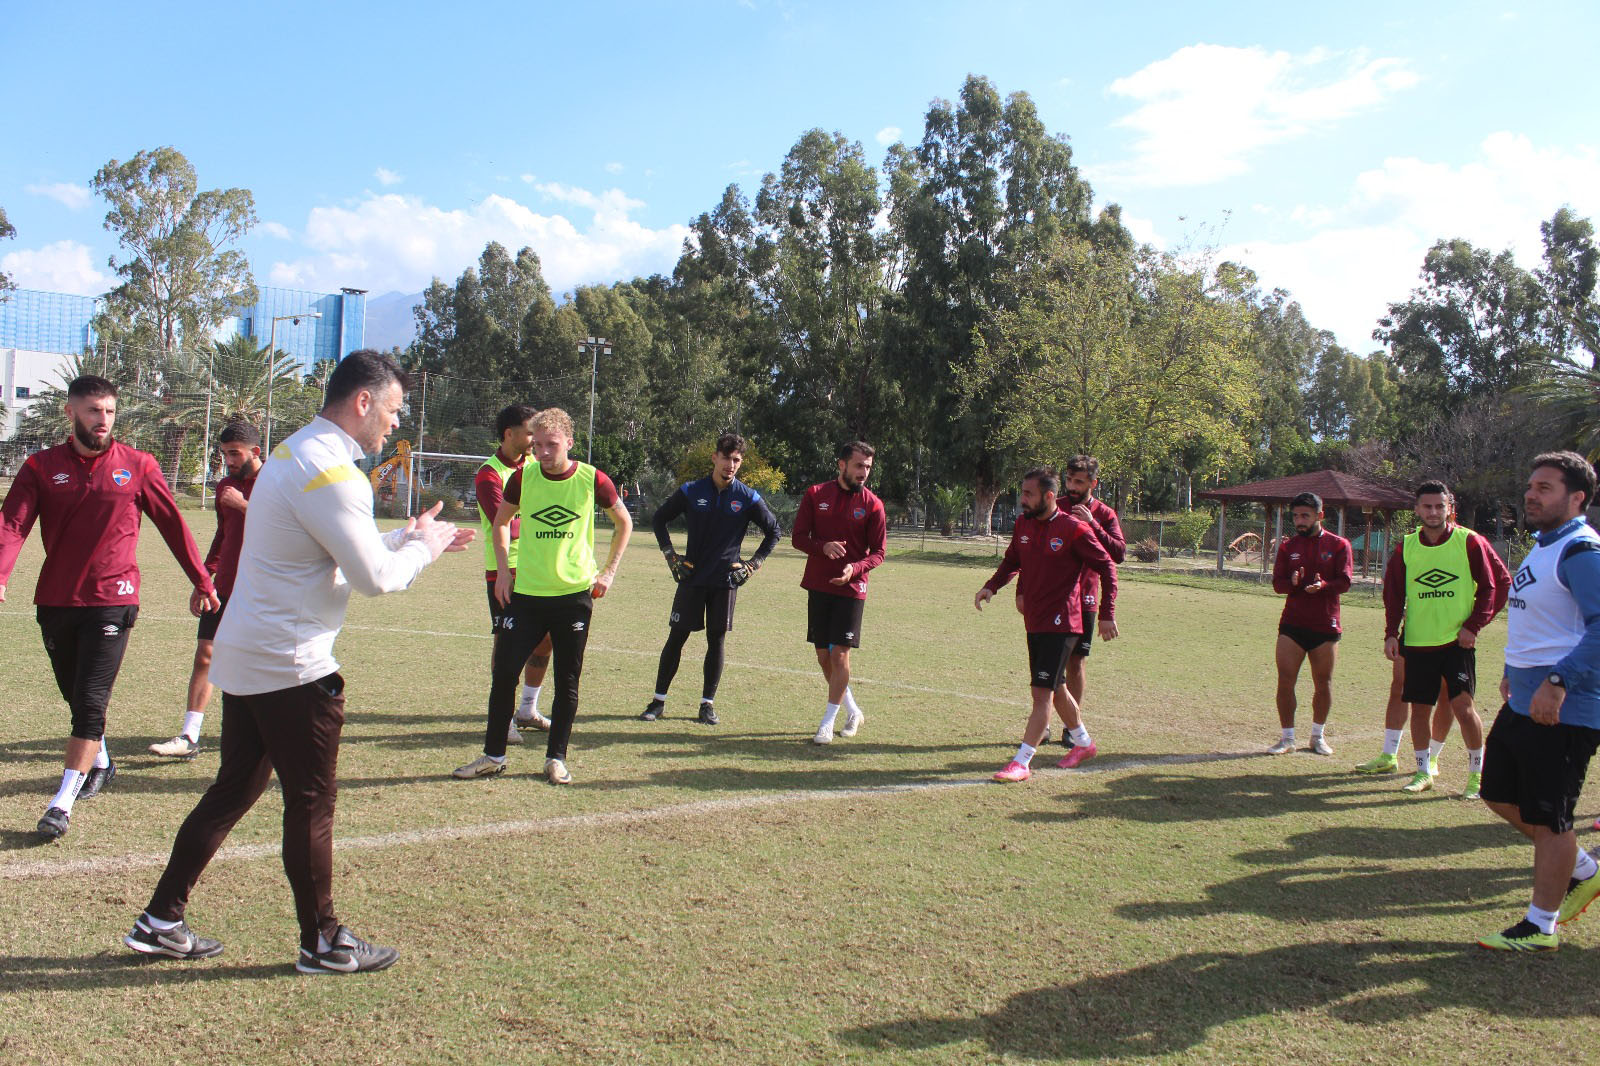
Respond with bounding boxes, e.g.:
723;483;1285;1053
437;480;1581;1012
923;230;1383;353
125;350;472;975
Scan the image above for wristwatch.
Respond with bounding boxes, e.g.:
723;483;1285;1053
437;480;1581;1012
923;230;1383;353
1548;673;1566;688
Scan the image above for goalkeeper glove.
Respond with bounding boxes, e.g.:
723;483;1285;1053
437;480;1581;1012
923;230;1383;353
728;558;759;587
664;551;693;584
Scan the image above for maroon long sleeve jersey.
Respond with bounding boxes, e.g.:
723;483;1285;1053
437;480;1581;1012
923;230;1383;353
0;440;214;606
985;508;1117;633
203;472;257;598
1074;497;1125;620
1272;528;1354;634
791;481;887;600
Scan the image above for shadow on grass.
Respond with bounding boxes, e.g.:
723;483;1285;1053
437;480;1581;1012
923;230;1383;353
838;938;1594;1060
1017;767;1405;826
0;952;289;991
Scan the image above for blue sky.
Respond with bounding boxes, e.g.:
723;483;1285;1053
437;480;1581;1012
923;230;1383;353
4;0;1597;353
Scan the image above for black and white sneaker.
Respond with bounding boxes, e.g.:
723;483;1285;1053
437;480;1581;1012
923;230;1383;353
696;702;719;726
36;806;70;840
296;925;399;975
124;915;224;959
80;761;116;799
640;699;666;722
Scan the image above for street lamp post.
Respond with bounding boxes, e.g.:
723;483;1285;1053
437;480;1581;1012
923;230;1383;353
264;311;322;453
577;336;611;464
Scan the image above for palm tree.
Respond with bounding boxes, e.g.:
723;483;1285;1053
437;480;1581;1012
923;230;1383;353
1521;359;1600;459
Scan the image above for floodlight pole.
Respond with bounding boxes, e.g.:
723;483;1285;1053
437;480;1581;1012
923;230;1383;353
577;336;611;464
263;311;323;454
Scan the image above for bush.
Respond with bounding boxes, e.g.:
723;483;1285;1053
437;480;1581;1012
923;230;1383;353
674;440;787;495
1172;508;1215;555
418;489;466;521
1130;536;1160;563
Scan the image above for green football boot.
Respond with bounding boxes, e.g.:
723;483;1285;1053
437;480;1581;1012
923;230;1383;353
1477;919;1557;952
1354;752;1398;775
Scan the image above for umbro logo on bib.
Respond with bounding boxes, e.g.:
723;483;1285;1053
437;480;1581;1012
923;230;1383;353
1414;568;1458;589
1511;568;1536;593
529;504;580;539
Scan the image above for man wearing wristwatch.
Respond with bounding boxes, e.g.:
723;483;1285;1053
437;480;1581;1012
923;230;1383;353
641;432;781;726
1477;452;1600;951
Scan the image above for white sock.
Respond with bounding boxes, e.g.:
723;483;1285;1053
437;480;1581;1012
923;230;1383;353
1428;739;1445;760
1310;722;1326;739
651;692;668;703
143;911;180;931
485;753;506;764
93;739;111;770
1415;750;1430;774
1069;726;1091;747
1382;729;1403;756
1526;903;1558;935
843;687;862;714
181;711;204;741
1015;743;1037;768
50;769;86;814
819;703;841;730
317;931;333;953
519;685;543;716
1575;849;1599;882
1281;727;1295;743
1467;747;1484;773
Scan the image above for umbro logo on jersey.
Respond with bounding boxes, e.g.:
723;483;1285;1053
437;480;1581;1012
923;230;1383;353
696;498;709;506
52;472;70;484
1512;568;1537;593
530;504;580;527
111;469;132;486
818;502;830;511
844;631;855;640
1414;568;1458;589
572;621;586;631
102;625;120;636
1020;535;1030;545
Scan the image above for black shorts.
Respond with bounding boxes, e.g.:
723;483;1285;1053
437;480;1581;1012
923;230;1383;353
196;593;230;642
1279;623;1341;653
36;604;139;740
1027;631;1081;689
670;583;736;634
486;582;508;634
1401;644;1475;703
808;590;865;649
1073;609;1094;657
1480;704;1600;833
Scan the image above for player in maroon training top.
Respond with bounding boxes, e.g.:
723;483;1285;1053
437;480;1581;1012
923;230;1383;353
0;376;218;840
150;420;263;759
978;466;1116;782
1269;491;1354;757
791;441;887;744
1059;455;1124;744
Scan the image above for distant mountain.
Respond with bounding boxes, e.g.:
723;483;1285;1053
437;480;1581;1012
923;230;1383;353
362;290;423;353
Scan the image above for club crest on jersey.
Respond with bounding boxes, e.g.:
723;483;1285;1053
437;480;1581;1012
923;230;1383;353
730;500;743;513
112;468;132;486
1049;537;1064;552
853;507;866;519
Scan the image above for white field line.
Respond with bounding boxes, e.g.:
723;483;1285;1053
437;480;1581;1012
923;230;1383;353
0;748;1260;883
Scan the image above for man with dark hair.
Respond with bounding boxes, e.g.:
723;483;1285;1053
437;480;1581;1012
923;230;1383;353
1051;454;1125;746
474;403;553;745
127;349;472;973
152;420;264;759
1477;451;1600;950
642;432;781;726
977;466;1117;781
1382;479;1510;797
1268;491;1353;755
455;406;632;785
1;375;218;839
792;440;886;744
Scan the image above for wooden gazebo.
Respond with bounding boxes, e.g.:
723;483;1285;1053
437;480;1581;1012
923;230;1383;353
1195;470;1414;577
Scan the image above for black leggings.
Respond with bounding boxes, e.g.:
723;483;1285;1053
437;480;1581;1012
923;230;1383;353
484;591;592;760
653;626;727;702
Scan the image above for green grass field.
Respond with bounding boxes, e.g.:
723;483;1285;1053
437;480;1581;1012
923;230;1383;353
0;514;1595;1064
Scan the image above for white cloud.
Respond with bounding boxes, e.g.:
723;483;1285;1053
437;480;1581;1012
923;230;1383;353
26;182;92;210
519;173;538;184
1;240;110;294
374;167;404;186
604;161;624;174
1094;44;1419;187
1224;133;1600;352
267;189;691;297
260;221;293;240
875;126;902;147
1120;212;1166;249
